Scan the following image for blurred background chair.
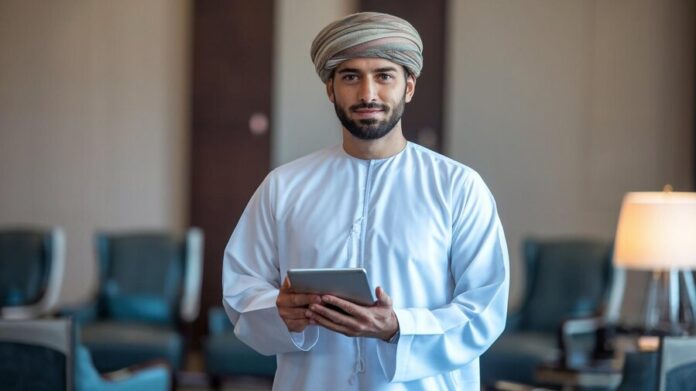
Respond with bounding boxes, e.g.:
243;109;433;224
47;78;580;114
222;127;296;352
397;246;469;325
64;228;203;372
0;317;171;391
0;226;171;390
480;238;615;386
614;336;696;391
204;307;276;386
0;227;65;319
658;335;696;391
0;317;74;390
615;350;658;391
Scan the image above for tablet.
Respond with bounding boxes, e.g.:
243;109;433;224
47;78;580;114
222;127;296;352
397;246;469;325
287;267;377;306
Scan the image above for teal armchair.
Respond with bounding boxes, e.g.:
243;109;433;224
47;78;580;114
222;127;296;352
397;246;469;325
68;228;203;372
204;307;276;385
480;238;614;386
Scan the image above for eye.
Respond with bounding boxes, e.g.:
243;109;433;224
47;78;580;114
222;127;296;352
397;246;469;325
342;74;358;82
377;73;394;82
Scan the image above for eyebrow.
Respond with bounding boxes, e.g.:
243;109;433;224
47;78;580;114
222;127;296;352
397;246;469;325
336;66;399;74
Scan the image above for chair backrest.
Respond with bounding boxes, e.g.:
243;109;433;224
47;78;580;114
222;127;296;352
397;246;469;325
0;227;66;319
95;228;203;325
519;238;613;332
658;336;696;391
0;317;74;391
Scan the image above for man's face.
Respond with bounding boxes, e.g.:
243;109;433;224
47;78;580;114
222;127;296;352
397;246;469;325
327;58;416;140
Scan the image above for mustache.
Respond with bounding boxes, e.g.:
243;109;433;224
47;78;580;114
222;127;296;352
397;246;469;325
349;102;389;112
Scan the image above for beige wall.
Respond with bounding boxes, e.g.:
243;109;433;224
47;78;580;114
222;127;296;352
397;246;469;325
0;0;190;305
272;0;356;167
446;0;694;317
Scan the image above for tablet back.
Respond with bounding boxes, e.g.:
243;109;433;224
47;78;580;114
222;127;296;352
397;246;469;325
287;268;376;306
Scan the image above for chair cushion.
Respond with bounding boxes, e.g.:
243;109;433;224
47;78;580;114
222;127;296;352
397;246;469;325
204;332;276;377
480;331;559;386
103;295;173;326
81;322;182;372
75;345;170;391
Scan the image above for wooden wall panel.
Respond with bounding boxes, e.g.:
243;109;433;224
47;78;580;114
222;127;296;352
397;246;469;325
190;0;274;343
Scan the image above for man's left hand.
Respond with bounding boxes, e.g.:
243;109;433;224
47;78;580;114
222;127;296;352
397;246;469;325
306;286;399;341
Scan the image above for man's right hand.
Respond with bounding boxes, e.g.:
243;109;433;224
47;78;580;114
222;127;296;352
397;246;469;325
276;277;321;332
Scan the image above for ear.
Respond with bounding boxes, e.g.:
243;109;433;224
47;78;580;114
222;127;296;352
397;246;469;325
404;75;416;103
326;79;335;103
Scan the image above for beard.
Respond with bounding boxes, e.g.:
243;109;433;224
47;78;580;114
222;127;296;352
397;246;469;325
334;92;406;140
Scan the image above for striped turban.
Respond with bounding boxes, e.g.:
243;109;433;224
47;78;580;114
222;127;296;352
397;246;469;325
310;12;423;83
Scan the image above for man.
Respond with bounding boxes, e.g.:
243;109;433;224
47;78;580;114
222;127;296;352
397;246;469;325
223;12;509;390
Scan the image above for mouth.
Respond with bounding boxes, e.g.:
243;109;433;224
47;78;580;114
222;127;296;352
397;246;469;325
352;108;384;118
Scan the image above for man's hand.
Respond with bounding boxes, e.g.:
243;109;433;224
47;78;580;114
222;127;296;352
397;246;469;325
276;277;321;332
306;287;399;341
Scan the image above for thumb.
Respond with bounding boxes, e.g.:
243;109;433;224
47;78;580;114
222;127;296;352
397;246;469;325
376;286;392;306
281;276;291;291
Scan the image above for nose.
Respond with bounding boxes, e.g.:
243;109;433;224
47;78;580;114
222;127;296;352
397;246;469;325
358;78;377;102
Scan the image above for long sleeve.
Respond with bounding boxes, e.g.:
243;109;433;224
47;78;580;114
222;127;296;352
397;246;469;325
222;173;319;356
376;172;510;383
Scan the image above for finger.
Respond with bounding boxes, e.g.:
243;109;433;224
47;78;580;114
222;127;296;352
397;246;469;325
278;292;321;308
291;293;322;307
309;311;355;336
279;307;311;320
376;286;392;306
310;303;362;329
321;295;366;318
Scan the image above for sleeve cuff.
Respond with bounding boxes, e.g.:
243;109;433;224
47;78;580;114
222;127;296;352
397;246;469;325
289;325;319;351
376;308;416;382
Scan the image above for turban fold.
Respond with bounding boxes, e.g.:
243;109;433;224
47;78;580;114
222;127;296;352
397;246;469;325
310;12;423;83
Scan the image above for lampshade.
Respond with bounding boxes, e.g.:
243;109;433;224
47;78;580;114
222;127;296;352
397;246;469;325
614;192;696;270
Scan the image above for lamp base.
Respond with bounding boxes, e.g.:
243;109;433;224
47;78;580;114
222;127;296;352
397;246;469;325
644;269;696;336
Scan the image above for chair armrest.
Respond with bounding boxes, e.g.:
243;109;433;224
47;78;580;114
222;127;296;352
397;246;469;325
559;316;604;368
180;228;204;323
561;316;602;337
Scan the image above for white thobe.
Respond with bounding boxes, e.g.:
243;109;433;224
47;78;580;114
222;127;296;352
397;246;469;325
222;142;509;390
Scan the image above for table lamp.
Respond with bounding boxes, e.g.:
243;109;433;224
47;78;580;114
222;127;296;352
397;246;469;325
613;188;696;335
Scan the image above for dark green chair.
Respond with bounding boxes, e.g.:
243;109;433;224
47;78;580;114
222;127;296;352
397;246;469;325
66;228;203;372
480;238;614;386
0;227;65;319
204;307;276;384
